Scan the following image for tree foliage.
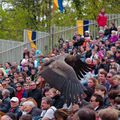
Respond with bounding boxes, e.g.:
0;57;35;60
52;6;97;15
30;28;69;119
0;0;119;41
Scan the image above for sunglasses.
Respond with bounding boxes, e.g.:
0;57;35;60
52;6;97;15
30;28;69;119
107;76;112;78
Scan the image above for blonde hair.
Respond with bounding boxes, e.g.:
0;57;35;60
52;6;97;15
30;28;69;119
112;75;120;82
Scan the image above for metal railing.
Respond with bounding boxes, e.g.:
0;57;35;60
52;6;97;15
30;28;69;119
0;14;120;64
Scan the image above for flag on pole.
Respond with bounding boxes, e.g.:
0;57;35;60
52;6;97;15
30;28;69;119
53;0;64;13
77;20;89;35
27;30;37;49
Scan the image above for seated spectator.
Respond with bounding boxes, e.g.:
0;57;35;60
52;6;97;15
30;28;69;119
110;75;120;91
54;109;70;120
28;81;42;107
9;97;22;119
73;108;96;120
108;90;119;107
0;89;11;113
84;78;97;102
98;70;110;91
98;108;119;120
15;83;27;101
2;78;16;98
95;84;110;107
109;30;118;43
40;97;57;120
109;22;117;34
48;88;64;109
90;94;104;112
21;100;41;120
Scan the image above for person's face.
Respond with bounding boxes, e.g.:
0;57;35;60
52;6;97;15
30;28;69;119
115;52;120;57
16;85;22;91
49;90;56;98
112;78;119;86
107;73;113;84
101;8;105;13
44;91;50;98
88;79;95;88
5;78;10;84
2;81;8;88
105;40;110;45
90;96;99;108
23;66;28;72
31;69;35;75
29;82;36;90
41;99;50;110
98;74;106;83
110;47;116;53
14;73;19;79
22;105;32;113
23;84;29;90
26;77;31;83
10;101;19;108
18;77;24;82
94;89;104;96
5;63;10;68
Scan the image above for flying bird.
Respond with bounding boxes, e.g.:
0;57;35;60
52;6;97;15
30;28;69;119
40;53;92;105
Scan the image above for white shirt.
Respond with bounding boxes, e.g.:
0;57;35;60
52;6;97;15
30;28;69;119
42;106;57;120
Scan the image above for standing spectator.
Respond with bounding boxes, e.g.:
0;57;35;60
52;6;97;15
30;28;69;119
97;8;108;30
109;22;117;34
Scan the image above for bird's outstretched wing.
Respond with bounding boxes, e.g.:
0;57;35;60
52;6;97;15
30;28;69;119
64;54;92;80
40;59;84;105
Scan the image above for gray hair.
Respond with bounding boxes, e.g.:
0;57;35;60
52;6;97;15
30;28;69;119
2;89;10;97
22;101;35;108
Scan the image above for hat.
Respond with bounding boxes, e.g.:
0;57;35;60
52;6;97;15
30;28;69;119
10;97;19;102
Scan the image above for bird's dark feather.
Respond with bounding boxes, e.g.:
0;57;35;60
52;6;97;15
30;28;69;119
40;54;92;105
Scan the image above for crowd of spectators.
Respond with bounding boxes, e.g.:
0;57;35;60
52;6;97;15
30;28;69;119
0;21;120;120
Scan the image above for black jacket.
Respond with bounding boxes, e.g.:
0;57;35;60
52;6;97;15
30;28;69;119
52;95;64;109
28;88;42;107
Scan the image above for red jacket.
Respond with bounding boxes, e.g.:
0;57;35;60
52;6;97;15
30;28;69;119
97;12;108;27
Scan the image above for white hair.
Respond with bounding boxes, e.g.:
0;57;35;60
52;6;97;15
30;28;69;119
2;89;10;96
22;101;35;108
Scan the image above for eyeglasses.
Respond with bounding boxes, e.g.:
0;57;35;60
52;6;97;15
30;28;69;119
30;84;36;86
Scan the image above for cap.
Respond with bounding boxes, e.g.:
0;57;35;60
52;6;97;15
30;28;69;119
10;97;19;102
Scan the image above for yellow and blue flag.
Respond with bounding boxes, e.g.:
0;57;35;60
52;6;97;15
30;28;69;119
53;0;64;13
77;20;89;35
27;30;37;49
